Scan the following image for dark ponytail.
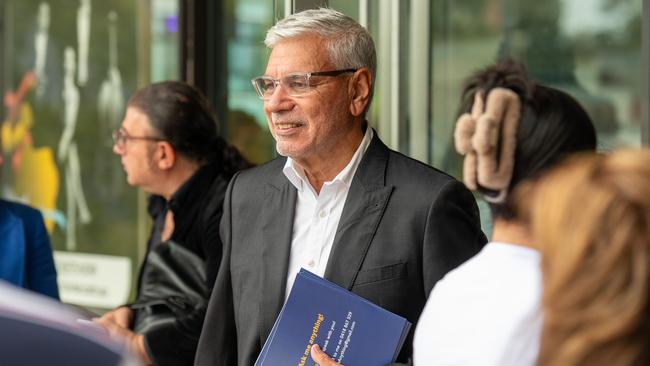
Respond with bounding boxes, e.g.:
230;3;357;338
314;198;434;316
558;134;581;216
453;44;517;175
210;135;252;180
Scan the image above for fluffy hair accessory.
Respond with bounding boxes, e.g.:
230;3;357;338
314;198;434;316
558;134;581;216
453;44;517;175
454;87;521;203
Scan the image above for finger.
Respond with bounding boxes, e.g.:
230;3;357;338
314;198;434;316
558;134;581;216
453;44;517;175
93;316;110;327
114;307;133;328
94;317;130;339
310;344;339;365
95;318;119;333
96;311;114;322
107;323;135;340
310;344;325;361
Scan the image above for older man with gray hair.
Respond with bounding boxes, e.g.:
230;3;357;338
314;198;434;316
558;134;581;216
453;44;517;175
195;8;485;366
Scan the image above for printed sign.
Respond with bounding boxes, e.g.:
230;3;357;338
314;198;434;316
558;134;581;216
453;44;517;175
54;251;131;309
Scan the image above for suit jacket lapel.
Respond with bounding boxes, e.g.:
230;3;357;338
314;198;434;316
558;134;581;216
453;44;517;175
325;134;393;290
260;164;296;344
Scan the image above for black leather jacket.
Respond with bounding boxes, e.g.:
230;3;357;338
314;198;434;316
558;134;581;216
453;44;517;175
133;162;228;366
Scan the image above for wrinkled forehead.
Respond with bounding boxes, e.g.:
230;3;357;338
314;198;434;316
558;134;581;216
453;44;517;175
264;35;333;77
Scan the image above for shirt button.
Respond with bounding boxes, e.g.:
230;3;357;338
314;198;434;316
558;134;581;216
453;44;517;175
319;210;327;218
308;260;315;267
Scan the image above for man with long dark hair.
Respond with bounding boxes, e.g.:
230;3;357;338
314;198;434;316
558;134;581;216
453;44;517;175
96;81;250;366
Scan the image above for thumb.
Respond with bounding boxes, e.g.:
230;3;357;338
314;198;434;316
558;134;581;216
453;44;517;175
311;344;339;365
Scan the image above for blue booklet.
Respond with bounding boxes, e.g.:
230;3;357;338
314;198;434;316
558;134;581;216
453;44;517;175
255;269;411;366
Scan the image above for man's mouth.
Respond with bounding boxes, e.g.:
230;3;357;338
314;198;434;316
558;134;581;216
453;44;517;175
271;112;305;131
275;122;303;130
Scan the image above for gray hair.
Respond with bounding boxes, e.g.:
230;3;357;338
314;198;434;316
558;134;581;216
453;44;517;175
265;8;376;111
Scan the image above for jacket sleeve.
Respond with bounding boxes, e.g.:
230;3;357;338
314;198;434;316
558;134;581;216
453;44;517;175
194;173;240;366
201;178;227;291
24;209;59;300
385;180;485;366
423;178;486;296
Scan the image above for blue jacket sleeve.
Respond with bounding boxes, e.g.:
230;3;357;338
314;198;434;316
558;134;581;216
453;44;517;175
23;208;60;300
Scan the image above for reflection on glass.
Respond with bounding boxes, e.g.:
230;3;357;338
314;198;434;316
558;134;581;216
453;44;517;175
151;0;179;82
327;0;642;237
432;0;641;179
226;0;275;165
59;46;92;251
1;0;179;308
428;0;641;236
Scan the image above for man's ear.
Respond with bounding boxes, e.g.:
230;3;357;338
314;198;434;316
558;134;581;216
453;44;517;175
155;141;176;170
348;68;372;117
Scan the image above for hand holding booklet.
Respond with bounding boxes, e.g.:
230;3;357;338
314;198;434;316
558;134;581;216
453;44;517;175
256;269;411;366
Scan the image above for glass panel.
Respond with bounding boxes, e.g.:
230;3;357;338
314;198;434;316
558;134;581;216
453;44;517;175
432;0;642;175
328;0;360;20
225;0;276;165
325;0;643;236
0;0;179;309
329;0;412;152
151;0;179;82
429;0;642;236
273;0;290;20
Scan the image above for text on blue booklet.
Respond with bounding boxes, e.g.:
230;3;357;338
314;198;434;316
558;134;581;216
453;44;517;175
255;268;411;366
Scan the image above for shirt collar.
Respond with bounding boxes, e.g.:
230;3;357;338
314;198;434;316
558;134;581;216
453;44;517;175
283;126;373;192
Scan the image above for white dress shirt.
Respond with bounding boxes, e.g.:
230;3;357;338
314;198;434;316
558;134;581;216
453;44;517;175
283;127;373;301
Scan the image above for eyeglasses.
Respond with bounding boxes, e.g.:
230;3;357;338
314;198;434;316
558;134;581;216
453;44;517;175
251;68;357;100
112;128;165;150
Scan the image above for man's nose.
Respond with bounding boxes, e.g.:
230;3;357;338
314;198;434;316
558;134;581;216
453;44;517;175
264;84;294;112
112;143;123;155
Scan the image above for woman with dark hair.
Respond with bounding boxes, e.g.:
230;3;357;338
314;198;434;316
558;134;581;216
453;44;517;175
96;81;250;365
411;59;597;365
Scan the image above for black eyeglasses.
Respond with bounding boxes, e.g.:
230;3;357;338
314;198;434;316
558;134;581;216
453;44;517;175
112;128;165;150
251;68;358;100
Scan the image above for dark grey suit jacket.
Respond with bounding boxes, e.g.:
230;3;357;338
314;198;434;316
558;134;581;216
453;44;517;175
195;134;486;365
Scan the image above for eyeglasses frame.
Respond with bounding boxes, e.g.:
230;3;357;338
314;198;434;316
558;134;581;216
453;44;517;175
112;128;166;151
251;68;358;100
